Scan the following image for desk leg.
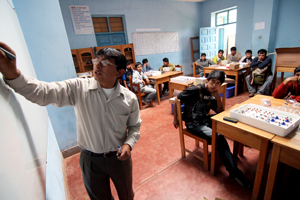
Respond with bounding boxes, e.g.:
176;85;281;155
169;83;174;98
272;68;278;90
252;139;269;200
280;72;284;84
264;144;281;200
156;83;161;105
235;72;238;97
210;120;217;175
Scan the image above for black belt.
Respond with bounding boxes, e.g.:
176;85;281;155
81;149;117;158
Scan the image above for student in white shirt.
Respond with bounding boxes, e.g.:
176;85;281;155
239;49;255;65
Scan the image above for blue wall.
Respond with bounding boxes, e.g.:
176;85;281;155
59;0;202;75
13;0;78;151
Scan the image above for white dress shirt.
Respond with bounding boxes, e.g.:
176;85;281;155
5;73;142;153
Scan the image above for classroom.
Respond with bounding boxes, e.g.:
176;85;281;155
1;0;300;199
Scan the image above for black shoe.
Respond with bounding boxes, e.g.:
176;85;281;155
234;174;252;189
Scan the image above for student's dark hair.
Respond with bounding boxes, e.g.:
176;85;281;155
257;49;267;55
142;58;148;64
230;47;236;51
207;70;225;84
294;66;300;74
218;50;224;54
135;62;142;69
245;50;252;54
126;60;131;66
163;57;169;63
96;48;126;70
201;53;206;57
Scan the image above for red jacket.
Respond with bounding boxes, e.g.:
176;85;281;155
272;82;300;102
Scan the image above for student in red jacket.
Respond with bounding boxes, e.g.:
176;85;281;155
273;65;300;101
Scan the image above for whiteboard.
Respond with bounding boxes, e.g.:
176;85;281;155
132;32;179;56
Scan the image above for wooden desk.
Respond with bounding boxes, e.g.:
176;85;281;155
148;71;183;105
210;95;286;200
264;127;300;200
203;65;249;97
169;82;227;108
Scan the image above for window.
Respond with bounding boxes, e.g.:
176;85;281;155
92;16;124;33
215;8;237;26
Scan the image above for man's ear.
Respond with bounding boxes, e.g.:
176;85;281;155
117;69;125;78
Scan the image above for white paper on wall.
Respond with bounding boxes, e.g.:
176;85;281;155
132;32;179;56
69;5;94;35
255;22;265;30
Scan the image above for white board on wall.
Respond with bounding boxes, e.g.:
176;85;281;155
132;32;179;56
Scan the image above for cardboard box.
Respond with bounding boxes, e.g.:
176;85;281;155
275;47;300;66
229;63;239;70
196;77;207;84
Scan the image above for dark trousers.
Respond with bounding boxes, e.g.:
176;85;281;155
79;151;134;200
186;116;243;177
162;82;169;92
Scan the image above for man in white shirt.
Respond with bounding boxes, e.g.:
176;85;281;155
227;47;242;63
0;42;141;200
239;49;255;65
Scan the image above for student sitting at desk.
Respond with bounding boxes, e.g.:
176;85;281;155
173;70;252;189
212;50;226;65
132;62;156;104
142;58;154;73
192;53;216;77
246;49;273;97
239;49;255;65
227;47;242;63
122;61;133;90
273;65;300;102
158;57;176;94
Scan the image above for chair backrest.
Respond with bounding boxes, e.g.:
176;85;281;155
128;76;134;92
175;65;183;72
192;62;198;77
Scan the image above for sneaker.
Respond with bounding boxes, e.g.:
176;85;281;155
249;92;256;97
234;174;252;189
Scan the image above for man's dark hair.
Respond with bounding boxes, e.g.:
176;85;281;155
163;57;169;63
207;70;225;84
201;53;206;57
97;48;126;70
135;62;142;69
245;50;252;54
257;49;267;55
218;50;224;54
294;65;300;74
230;47;236;51
142;58;148;64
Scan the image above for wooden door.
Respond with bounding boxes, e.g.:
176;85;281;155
122;43;135;64
199;27;218;59
77;48;95;73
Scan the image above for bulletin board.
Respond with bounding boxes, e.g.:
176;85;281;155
132;32;179;56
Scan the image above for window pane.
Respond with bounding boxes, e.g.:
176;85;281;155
216;11;227;26
228;9;237;23
109;17;124;32
92;17;109;33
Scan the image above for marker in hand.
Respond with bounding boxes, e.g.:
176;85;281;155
117;145;122;156
0;47;15;60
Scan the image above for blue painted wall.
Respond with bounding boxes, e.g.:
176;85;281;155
13;0;78;151
59;0;202;75
200;0;254;56
46;119;66;200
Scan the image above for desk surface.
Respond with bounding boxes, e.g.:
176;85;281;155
205;65;249;71
148;71;183;80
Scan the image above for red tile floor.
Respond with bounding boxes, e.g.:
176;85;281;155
64;89;300;200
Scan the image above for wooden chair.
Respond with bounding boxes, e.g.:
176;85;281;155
192;62;199;77
176;99;209;171
129;76;153;110
175;65;183;72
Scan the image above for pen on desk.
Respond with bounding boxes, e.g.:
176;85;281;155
117;145;122;156
0;47;15;60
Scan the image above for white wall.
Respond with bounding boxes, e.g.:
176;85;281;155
0;1;47;199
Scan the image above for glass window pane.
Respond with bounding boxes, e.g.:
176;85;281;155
228;9;237;23
216;11;227;26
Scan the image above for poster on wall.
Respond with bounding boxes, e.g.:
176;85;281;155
132;32;179;56
69;5;94;35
